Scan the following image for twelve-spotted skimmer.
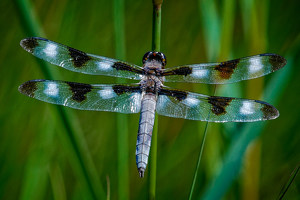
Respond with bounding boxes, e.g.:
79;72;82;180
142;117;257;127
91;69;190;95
19;37;286;177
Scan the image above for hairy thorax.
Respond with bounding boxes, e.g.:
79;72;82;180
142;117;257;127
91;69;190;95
140;61;164;94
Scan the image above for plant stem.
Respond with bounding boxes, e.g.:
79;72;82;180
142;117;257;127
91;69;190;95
113;0;130;199
188;120;209;200
278;164;300;200
152;0;162;52
149;0;162;199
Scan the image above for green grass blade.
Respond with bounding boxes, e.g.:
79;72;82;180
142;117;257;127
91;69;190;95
188;120;210;200
219;0;236;60
190;0;233;199
49;163;67;200
14;0;105;199
19;117;55;200
189;1;222;199
14;0;56;80
106;176;111;200
149;1;162;199
241;1;267;198
198;0;220;61
56;107;105;199
277;164;300;200
113;0;130;199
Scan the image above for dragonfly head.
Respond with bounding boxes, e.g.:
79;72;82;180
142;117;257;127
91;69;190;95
142;51;167;67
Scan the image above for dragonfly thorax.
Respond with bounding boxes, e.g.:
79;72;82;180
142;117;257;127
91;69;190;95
140;75;163;94
143;61;164;75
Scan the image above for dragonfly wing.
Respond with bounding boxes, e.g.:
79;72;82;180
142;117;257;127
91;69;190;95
162;54;286;84
20;37;144;80
19;80;142;113
156;86;279;122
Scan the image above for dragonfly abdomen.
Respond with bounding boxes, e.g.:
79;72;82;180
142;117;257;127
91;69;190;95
136;93;157;178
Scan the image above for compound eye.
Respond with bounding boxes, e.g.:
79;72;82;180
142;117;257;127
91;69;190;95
142;51;152;64
159;52;167;66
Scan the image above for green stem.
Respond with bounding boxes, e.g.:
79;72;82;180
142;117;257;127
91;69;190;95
152;1;162;52
14;0;105;199
278;164;300;200
188;86;216;200
188;120;209;200
113;0;130;199
149;1;162;199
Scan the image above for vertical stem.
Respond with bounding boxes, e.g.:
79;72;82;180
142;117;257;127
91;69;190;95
189;1;221;199
278;164;300;200
188;119;210;200
113;0;130;199
188;86;216;200
152;1;162;52
149;1;162;199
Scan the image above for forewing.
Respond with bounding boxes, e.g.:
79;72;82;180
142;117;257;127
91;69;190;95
19;80;142;113
20;37;143;79
162;54;286;84
156;87;279;122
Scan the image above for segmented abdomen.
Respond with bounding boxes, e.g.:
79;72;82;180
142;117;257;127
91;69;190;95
136;93;157;177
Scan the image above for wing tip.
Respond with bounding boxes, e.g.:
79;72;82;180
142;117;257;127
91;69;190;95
266;107;280;120
255;100;280;120
19;79;44;97
20;37;38;53
20;37;48;53
268;54;287;72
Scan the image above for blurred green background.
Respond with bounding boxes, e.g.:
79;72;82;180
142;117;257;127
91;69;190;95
1;0;300;199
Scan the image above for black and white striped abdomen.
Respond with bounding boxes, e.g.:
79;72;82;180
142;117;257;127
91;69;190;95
136;93;157;177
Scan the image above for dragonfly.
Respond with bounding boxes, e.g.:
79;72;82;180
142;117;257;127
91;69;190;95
19;37;286;178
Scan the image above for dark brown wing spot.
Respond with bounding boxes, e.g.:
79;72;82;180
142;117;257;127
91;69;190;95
255;100;279;120
20;38;39;53
215;59;240;79
19;80;38;97
112;62;143;74
208;96;233;115
159;88;187;101
68;47;91;68
268;54;287;71
112;85;141;95
67;82;92;102
162;66;192;76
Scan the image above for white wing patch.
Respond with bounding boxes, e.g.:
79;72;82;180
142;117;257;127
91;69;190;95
240;101;255;115
191;68;209;78
97;62;112;71
43;43;57;58
44;82;59;97
98;87;117;99
249;57;263;73
182;95;200;107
